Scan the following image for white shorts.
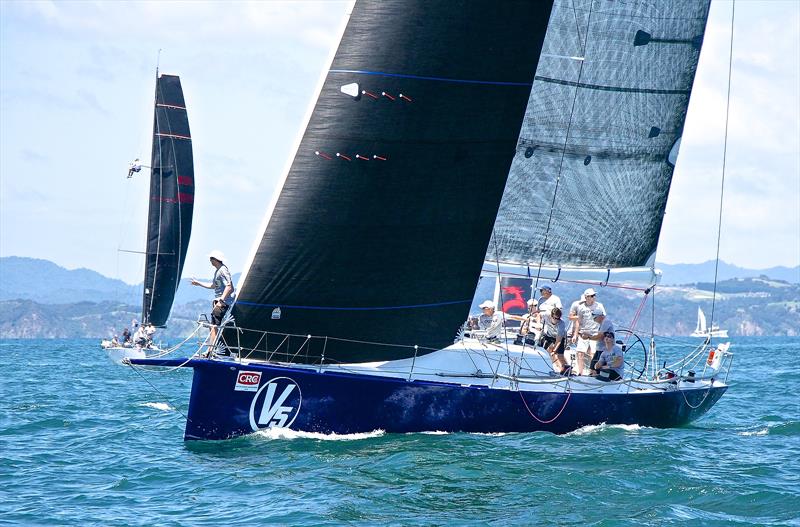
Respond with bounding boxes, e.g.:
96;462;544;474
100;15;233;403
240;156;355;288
576;337;596;354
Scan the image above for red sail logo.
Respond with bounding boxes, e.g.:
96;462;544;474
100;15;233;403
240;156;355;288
502;285;526;312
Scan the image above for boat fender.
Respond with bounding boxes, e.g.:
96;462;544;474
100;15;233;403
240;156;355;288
706;348;716;365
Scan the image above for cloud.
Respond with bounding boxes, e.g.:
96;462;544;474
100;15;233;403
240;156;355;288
20;149;49;164
5;1;348;48
77;89;109;116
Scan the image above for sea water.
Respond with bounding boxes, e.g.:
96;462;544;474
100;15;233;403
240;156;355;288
1;337;798;526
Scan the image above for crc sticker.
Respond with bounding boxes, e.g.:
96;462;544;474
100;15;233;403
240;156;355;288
235;370;262;392
249;377;302;431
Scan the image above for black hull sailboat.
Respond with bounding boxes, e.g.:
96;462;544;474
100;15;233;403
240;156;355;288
131;0;732;439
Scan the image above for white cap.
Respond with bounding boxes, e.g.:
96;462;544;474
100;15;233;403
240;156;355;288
479;300;496;309
208;250;225;263
584;287;597;296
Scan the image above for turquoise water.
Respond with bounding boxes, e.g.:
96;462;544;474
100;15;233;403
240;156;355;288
1;337;798;526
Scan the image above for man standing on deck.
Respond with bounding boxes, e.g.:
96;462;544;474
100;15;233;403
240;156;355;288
191;250;235;355
567;294;585;338
537;285;562;317
571;288;605;375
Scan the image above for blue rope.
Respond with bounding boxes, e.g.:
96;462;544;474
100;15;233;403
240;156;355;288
329;69;532;87
236;299;472;311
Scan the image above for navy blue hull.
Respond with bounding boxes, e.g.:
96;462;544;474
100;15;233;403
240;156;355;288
141;359;726;441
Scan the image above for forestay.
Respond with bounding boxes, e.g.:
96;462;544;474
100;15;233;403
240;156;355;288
489;0;711;271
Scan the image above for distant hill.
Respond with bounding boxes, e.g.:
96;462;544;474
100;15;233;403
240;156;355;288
0;256;240;306
0;257;140;304
1;256;798;339
0;298;206;339
1;275;798;338
1;256;796;306
657;261;799;285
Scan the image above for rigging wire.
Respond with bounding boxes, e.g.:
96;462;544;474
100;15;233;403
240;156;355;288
569;0;584;53
650;284;657;378
709;0;736;334
533;0;595;289
490;230;514;378
126;362;189;423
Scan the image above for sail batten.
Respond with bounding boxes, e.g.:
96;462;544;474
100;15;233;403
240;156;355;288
141;74;194;327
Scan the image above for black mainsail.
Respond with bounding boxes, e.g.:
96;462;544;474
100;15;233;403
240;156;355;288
228;1;554;363
141;74;194;327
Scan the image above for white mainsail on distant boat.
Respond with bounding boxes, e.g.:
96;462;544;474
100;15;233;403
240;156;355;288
691;307;729;338
130;0;734;441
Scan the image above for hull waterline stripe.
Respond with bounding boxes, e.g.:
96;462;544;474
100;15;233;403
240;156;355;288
236;299;472;311
329;69;533;87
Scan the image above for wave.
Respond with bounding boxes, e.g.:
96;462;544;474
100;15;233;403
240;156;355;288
738;428;769;436
140;402;173;412
739;421;800;437
564;423;644;436
254;428;385;441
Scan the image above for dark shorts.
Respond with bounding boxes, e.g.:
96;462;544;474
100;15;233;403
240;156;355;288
542;336;565;355
211;301;230;325
597;368;621;382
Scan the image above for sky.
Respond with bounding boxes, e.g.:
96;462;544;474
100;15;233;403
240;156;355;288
1;0;798;284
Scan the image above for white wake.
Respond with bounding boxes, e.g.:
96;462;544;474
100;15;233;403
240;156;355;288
255;428;385;441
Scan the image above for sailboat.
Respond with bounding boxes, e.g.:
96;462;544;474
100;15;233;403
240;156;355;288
130;0;733;440
691;307;729;338
103;73;194;363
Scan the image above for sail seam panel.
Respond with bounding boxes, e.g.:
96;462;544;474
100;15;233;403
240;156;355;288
534;76;690;95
